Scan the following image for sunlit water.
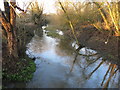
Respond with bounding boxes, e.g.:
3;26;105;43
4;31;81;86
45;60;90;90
25;29;119;88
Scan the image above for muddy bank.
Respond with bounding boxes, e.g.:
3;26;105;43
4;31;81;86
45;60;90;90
65;25;119;65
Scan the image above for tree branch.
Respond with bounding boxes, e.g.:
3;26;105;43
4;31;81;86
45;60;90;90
0;10;12;32
14;5;24;12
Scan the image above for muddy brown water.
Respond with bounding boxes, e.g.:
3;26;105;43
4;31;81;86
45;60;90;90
5;29;120;88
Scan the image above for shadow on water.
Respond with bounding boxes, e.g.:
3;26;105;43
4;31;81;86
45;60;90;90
25;28;119;88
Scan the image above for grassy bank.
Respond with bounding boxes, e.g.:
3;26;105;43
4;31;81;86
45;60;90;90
45;25;63;39
47;30;61;38
3;56;36;82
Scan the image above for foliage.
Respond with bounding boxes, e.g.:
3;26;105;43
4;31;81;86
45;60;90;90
2;57;36;82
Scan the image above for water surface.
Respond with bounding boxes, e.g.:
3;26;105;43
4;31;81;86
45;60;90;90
26;29;119;88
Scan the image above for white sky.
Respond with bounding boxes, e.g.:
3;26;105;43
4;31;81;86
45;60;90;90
38;0;57;14
0;0;57;14
0;0;86;14
0;0;4;11
16;0;57;14
0;0;117;14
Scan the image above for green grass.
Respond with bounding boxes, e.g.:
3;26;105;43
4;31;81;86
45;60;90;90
47;31;61;38
2;57;36;82
45;25;58;31
45;27;63;39
47;31;64;39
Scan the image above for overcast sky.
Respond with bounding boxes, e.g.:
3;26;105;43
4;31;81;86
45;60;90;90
0;0;57;14
0;0;117;14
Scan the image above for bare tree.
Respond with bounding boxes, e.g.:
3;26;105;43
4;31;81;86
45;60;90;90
0;0;25;58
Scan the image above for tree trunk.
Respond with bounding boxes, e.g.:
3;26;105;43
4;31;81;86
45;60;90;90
0;0;18;58
9;1;18;58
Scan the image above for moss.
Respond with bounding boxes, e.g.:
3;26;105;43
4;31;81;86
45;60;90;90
2;57;36;82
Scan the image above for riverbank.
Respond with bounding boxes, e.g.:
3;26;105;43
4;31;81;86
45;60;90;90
2;15;43;88
2;41;36;88
65;25;119;65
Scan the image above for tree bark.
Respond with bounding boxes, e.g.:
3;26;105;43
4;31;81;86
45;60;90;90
0;0;18;58
9;1;18;58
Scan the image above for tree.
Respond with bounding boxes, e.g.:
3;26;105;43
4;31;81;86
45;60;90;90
0;0;25;58
0;0;18;58
30;1;44;26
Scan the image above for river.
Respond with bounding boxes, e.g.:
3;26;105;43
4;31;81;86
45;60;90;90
24;28;119;88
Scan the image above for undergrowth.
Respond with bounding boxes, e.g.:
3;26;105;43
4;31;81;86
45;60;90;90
2;56;36;82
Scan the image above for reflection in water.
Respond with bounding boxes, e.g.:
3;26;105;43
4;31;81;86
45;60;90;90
26;30;119;88
56;36;75;56
101;64;118;88
70;47;119;88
